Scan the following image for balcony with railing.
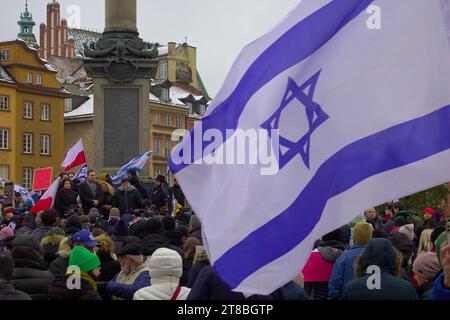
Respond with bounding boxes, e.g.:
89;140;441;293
176;69;192;83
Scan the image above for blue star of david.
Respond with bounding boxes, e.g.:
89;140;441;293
261;70;329;169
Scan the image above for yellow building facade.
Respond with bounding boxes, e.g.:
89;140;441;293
0;40;68;189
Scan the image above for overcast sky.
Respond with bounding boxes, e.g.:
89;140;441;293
1;0;300;96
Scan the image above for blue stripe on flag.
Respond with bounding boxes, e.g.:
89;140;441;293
169;0;374;174
214;104;450;289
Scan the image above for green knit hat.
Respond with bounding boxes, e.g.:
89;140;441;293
435;231;447;266
69;246;101;273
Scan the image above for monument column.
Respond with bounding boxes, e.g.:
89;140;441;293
83;0;158;177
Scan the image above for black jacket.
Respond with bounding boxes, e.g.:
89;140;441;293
101;192;115;219
149;186;169;210
48;256;69;278
78;181;104;214
48;275;101;300
187;260;210;288
130;176;148;200
171;185;185;206
164;230;184;250
113;186;143;215
140;233;183;257
54;189;78;217
0;283;32;301
97;253;121;282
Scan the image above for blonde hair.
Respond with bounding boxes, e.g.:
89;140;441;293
183;237;200;259
58;237;72;258
417;229;434;256
99;181;115;196
95;234;115;255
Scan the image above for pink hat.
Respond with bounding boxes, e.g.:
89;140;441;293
0;226;14;240
413;252;441;281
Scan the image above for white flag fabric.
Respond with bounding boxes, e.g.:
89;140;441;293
14;184;36;205
169;0;450;296
30;178;61;214
62;139;87;172
73;164;88;181
111;151;152;185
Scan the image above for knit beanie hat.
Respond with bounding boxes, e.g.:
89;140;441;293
398;223;415;241
413;252;441;281
0;226;14;241
69;246;101;273
352;222;373;245
423;207;435;218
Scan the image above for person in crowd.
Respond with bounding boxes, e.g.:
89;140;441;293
302;226;348;300
398;223;415;242
15;213;35;236
141;218;183;257
80;215;91;231
107;243;150;300
127;169;148;200
65;214;82;236
177;225;189;242
88;208;102;229
341;238;419;300
70;229;98;253
431;225;446;251
111;219;129;254
113;178;143;215
134;248;190;300
13;193;24;210
413;251;441;299
11;235;53;300
364;208;383;230
31;209;58;243
0;253;31;300
99;181;115;219
1;209;15;227
383;202;406;233
78;170;104;214
0;226;14;255
48;246;102;300
95;234;121;282
417;228;434;256
430;232;450;300
171;178;186;207
187;245;210;288
389;232;416;281
149;175;169;211
40;227;66;267
48;237;72;277
422;207;437;228
181;237;200;287
188;215;203;245
101;207;121;235
54;179;78;218
328;222;373;299
99;173;114;186
163;216;184;250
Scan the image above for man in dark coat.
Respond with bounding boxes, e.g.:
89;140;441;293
113;178;143;215
31;209;57;243
127;169;148;199
11;236;54;300
140;219;183;257
149;175;169;211
0;253;31;300
78;170;104;214
171;178;186;207
340;238;418;300
189;215;203;245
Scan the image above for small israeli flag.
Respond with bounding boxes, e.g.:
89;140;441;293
111;151;152;185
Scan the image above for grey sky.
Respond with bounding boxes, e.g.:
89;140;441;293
0;0;300;96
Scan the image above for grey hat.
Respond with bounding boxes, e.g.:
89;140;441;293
189;215;201;227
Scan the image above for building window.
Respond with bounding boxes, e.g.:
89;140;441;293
41;104;50;121
0;48;9;61
23;102;32;119
165;114;172;126
176;115;182;128
199;104;206;115
165;139;172;157
23;133;33;154
0;165;8;180
160;62;168;80
40;135;50;155
186;102;193;114
161;88;169;101
36;74;42;85
154;168;161;177
155;112;161;125
64;98;72;112
0;129;8;149
154;138;161;156
22;167;33;190
26;73;33;84
0;96;8;111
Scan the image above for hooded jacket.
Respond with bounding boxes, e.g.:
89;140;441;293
341;238;418;300
133;248;190;300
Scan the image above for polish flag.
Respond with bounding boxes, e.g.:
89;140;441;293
62;139;87;172
30;177;61;214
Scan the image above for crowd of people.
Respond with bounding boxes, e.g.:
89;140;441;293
0;170;450;300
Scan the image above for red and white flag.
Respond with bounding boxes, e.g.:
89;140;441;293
30;177;61;214
62;139;87;172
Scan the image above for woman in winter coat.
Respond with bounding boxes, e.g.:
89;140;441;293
180;237;200;286
11;236;54;300
54;179;79;218
187;245;210;288
133;248;190;300
99;181;115;219
95;234;121;282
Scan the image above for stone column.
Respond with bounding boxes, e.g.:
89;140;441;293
105;0;137;34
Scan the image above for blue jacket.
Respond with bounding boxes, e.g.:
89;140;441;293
107;272;150;300
328;244;365;300
430;273;450;300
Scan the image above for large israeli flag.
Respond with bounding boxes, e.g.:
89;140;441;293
169;0;450;295
111;151;152;185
